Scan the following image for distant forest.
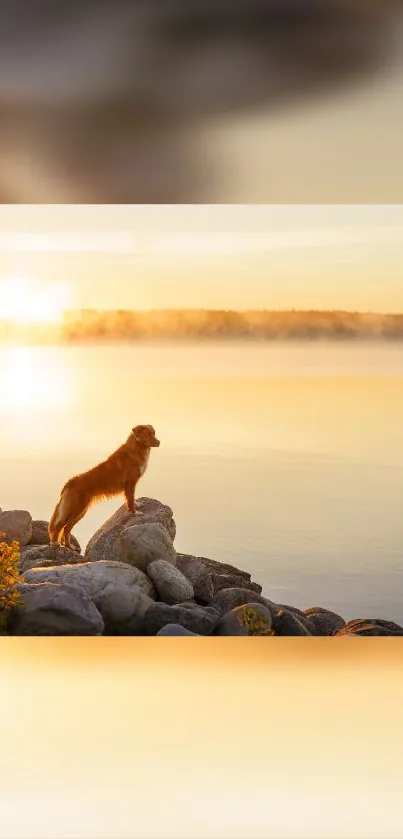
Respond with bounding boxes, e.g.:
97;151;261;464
60;309;403;341
2;309;403;342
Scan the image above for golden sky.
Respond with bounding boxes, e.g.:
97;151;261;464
0;205;402;313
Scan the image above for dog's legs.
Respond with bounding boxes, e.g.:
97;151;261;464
48;487;82;548
62;509;88;552
64;505;88;551
49;498;65;545
124;481;136;514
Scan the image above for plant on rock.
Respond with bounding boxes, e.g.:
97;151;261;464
0;530;23;630
237;605;274;636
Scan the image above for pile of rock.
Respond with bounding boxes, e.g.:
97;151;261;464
1;500;402;636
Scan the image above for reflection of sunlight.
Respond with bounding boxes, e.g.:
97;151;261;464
1;346;71;415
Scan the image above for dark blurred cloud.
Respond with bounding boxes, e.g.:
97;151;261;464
0;0;401;202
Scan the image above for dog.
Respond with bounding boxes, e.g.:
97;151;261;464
48;424;160;550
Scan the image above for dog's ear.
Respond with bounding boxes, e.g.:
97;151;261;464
132;425;145;442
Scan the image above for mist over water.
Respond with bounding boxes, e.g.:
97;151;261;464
1;339;403;621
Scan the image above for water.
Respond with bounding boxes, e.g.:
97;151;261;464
1;340;403;622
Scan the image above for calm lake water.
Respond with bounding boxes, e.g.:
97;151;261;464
1;340;403;622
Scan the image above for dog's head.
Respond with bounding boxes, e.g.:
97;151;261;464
132;424;160;447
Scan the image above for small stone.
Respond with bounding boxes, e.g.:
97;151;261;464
144;602;220;636
20;544;85;573
157;624;201;637
147;560;194;604
214;603;273;636
276;605;316;633
0;510;32;547
118;523;177;573
211;573;262;596
29;520;81;553
200;557;251;580
335;618;403;636
176;554;214;604
272;610;313;636
304;607;345;635
212;587;278;618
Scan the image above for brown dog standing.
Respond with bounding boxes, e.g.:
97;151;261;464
48;424;160;550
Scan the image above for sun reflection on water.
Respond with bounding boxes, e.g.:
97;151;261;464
0;345;73;450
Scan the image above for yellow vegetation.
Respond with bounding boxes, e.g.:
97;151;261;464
0;530;23;631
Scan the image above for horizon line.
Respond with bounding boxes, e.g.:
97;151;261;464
61;307;403;316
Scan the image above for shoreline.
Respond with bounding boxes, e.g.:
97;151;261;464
1;498;402;637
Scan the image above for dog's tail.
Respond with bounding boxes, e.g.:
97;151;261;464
48;487;70;544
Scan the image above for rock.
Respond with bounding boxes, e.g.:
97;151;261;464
277;605;316;634
104;590;155;635
100;586;154;630
0;510;32;547
85;498;176;563
335;618;403;636
23;560;156;623
211;572;262;596
144;602;220;636
272;609;313;636
28;520;81;553
10;582;104;635
190;556;262;596
200;556;252;581
157;624;201;636
20;544;85;573
212;587;278;618
214;603;273;636
278;603;309;621
304;607;346;636
147;560;194;604
118;523;176;573
176;554;214;604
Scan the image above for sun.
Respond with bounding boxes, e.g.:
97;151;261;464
0;277;69;325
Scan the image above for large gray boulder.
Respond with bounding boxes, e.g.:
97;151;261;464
85;498;176;563
11;582;104;635
147;560;194;604
176;554;214;604
117;523;176;573
0;509;32;546
23;560;156;623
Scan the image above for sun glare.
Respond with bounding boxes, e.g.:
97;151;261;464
0;277;69;325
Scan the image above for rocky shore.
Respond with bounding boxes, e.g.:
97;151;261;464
1;498;402;636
